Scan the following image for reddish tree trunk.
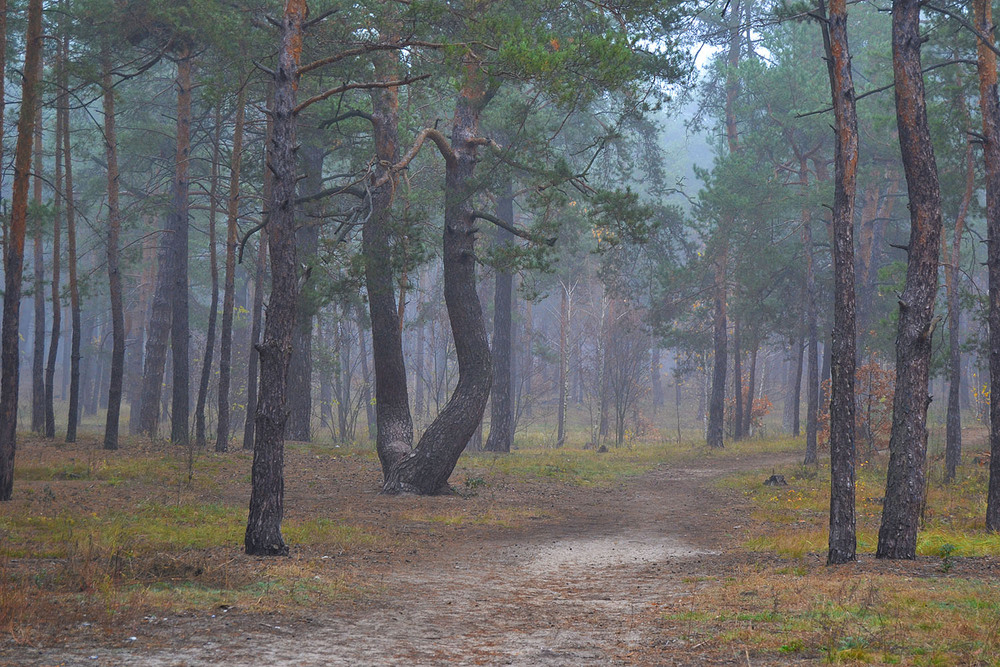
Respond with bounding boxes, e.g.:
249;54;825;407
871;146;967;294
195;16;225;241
1;0;44;500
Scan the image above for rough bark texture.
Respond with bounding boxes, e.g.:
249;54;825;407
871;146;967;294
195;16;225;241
103;60;125;451
976;0;1000;531
824;0;859;564
245;0;305;556
217;87;246;453
485;187;515;453
877;0;944;558
196;106;223;449
382;69;494;494
170;53;193;448
366;47;414;480
1;0;43;500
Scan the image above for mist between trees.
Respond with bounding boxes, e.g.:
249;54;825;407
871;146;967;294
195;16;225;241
1;0;999;561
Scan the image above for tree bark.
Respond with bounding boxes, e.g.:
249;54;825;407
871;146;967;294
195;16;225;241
485;185;515;453
1;0;43;500
217;85;246;453
945;84;974;483
803;192;820;466
169;52;194;448
556;282;569;448
366;43;414;479
245;0;305;556
382;67;495;494
743;341;757;438
707;246;728;449
823;0;860;564
196;104;223;449
103;58;126;451
31;103;45;434
64;97;81;443
45;41;64;439
974;0;1000;531
732;314;743;440
876;0;944;558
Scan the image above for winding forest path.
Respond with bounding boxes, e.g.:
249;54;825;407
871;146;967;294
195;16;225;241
13;450;795;666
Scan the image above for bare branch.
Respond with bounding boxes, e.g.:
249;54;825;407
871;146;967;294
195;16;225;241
293;73;431;114
472;209;556;246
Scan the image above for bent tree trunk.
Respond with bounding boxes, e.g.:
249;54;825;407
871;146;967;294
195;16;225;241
1;0;43;500
245;0;304;556
877;0;944;559
366;46;414;480
382;72;494;494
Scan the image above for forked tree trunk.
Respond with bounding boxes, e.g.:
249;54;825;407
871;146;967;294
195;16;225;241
169;52;194;448
877;0;944;558
1;0;43;500
382;69;495;494
103;58;126;451
217;85;246;453
822;0;860;564
975;0;1000;531
196;105;223;449
485;185;515;453
245;0;305;556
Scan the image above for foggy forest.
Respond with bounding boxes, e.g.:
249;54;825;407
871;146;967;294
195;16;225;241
3;0;1000;664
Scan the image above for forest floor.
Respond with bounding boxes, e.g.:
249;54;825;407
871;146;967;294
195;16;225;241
2;435;999;666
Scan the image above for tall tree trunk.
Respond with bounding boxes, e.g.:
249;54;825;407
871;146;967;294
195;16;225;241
382;68;495;494
485;185;515;453
217;85;246;453
245;0;305;556
103;58;126;451
46;43;65;439
743;341;757;438
169;52;194;448
356;309;376;441
975;0;1000;531
876;0;944;559
366;43;414;478
1;0;43;500
556;282;569;448
286;134;323;442
945;85;974;483
822;0;860;564
243;90;274;452
31;103;45;434
651;347;663;414
732;314;743;440
803;208;820;465
196;105;223;449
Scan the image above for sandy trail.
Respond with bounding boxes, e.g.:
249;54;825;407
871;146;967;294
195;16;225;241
9;454;785;666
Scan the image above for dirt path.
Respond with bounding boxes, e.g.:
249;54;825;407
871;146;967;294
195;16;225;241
10;452;791;666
